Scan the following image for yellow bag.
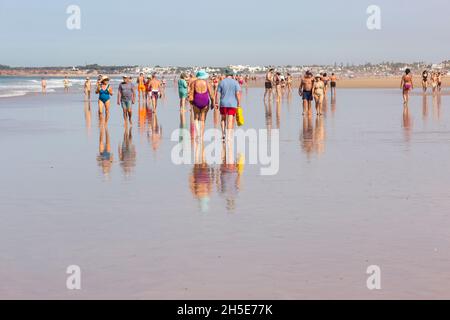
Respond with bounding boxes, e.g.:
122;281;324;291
236;106;245;126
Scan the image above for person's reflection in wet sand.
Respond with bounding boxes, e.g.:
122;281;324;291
301;115;314;157
331;95;337;116
138;103;148;136
265;100;273;134
422;94;428;122
322;96;328;115
189;140;214;213
147;112;162;152
402;105;412;143
217;140;244;212
275;98;281;129
97;121;113;178
84;100;92;135
313;116;326;155
432;93;441;122
301;115;326;158
118;127;137;178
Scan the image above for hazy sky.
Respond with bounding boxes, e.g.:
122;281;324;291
0;0;449;66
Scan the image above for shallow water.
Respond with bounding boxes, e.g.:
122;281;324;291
1;86;450;299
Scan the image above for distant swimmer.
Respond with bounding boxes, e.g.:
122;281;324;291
189;70;214;140
178;73;189;111
264;68;275;101
117;75;136;127
313;74;325;116
299;71;314;116
422;70;429;93
400;68;413;104
84;77;91;100
41;78;47;94
137;73;146;102
96;76;113;122
148;73;162;113
330;73;338;96
63;76;70;93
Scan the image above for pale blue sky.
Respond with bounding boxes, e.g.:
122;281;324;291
0;0;449;66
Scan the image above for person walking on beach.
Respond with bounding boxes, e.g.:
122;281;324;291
41;78;47;94
189;70;214;141
422;70;429;93
117;75;136;127
437;72;442;92
330;73;338;96
274;72;282;101
216;68;241;141
431;72;438;94
148;74;162;113
96;76;113;122
322;73;330;96
178;73;189;111
63;76;70;93
286;73;293;91
313;74;325;116
400;68;413;104
264;68;275;101
137;73;146;103
84;77;92;100
299;71;314;115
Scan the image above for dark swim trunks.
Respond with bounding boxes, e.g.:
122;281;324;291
265;81;273;89
302;90;313;101
331;82;337;88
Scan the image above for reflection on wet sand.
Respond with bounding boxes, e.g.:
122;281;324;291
118;127;137;178
301;116;326;158
422;94;428;121
265;100;273;133
189;140;214;213
402;105;412;143
432;93;442;122
148;112;162;152
189;138;245;213
84;101;92;135
217;141;244;212
97;122;113;177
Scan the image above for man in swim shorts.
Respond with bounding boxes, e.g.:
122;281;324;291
148;73;162;113
118;75;136;127
264;68;275;101
216;68;241;140
299;71;314;115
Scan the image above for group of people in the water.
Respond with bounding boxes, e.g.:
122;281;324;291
401;69;445;104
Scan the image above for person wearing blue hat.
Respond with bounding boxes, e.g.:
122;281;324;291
189;70;215;140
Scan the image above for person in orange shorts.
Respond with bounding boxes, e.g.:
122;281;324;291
136;73;146;102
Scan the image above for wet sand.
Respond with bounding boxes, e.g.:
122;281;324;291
1;87;450;299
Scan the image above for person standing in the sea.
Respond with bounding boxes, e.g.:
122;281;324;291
63;76;70;93
41;78;47;94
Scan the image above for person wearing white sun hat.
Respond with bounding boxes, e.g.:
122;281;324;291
313;74;325;116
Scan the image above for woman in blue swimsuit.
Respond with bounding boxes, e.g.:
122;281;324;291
96;76;113;122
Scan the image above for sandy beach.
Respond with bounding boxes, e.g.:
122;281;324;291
1;84;450;299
